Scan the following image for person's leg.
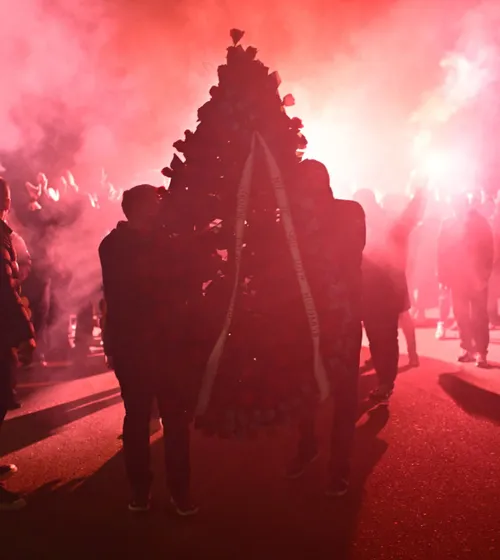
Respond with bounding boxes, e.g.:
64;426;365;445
487;271;500;325
438;285;452;322
157;391;193;513
471;287;490;364
399;310;419;366
6;360;20;410
451;287;474;358
0;352;11;431
46;274;72;361
286;404;319;479
115;363;154;509
74;301;94;360
436;285;451;339
0;351;26;510
23;273;50;363
327;322;362;496
364;310;399;394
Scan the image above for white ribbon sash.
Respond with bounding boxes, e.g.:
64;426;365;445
196;134;256;415
195;132;329;416
256;133;329;402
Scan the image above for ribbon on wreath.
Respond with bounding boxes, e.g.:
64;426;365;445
256;132;329;403
195;132;330;416
196;134;256;415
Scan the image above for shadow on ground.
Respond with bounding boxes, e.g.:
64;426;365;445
1;388;122;456
439;372;500;425
1;401;389;560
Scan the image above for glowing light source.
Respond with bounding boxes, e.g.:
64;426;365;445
424;152;452;177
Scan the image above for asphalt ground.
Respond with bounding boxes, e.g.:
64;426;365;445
2;325;500;560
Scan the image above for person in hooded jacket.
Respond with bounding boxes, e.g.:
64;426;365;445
99;184;198;515
354;186;426;404
0;177;35;511
438;194;493;367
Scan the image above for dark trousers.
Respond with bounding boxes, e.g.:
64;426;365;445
75;302;94;351
364;310;400;389
115;362;191;502
23;273;51;354
297;324;362;481
438;285;452;323
487;270;500;324
451;285;489;354
0;352;14;432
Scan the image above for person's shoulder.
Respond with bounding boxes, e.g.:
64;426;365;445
99;224;122;255
331;199;365;221
332;198;364;213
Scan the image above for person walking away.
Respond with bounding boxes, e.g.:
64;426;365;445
0;177;36;510
438;194;494;367
99;184;197;515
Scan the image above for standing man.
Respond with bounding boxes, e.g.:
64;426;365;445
0;177;36;510
286;161;365;497
438;195;494;367
99;184;197;515
354;187;425;404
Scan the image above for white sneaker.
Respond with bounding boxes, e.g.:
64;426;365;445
325;479;349;498
0;464;18;482
435;322;446;340
476;353;489;368
170;497;199;517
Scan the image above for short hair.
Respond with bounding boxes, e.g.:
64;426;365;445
300;159;330;188
0;177;11;211
121;184;160;220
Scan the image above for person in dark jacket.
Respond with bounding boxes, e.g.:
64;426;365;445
99;184;197;515
0;177;36;511
285;161;365;497
382;188;427;367
438;194;494;367
354;186;426;403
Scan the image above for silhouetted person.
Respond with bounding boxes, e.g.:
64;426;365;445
99;184;197;515
382;188;427;367
486;197;500;326
438;195;493;367
354;187;424;403
0;177;35;511
285;161;365;497
18;176;50;363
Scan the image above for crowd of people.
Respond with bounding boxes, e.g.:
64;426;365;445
1;161;499;513
4;170;124;371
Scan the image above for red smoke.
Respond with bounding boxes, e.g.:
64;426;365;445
0;0;496;194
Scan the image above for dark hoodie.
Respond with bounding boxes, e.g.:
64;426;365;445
362;192;426;315
99;221;192;363
438;209;494;290
1;219;34;351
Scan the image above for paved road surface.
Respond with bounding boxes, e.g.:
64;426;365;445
2;326;500;559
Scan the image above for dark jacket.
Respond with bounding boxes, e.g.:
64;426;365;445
291;195;366;377
99;221;193;363
362;192;425;315
0;219;34;350
438;209;494;290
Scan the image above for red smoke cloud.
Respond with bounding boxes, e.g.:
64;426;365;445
0;0;497;194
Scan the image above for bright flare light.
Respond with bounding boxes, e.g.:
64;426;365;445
424;152;452;178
